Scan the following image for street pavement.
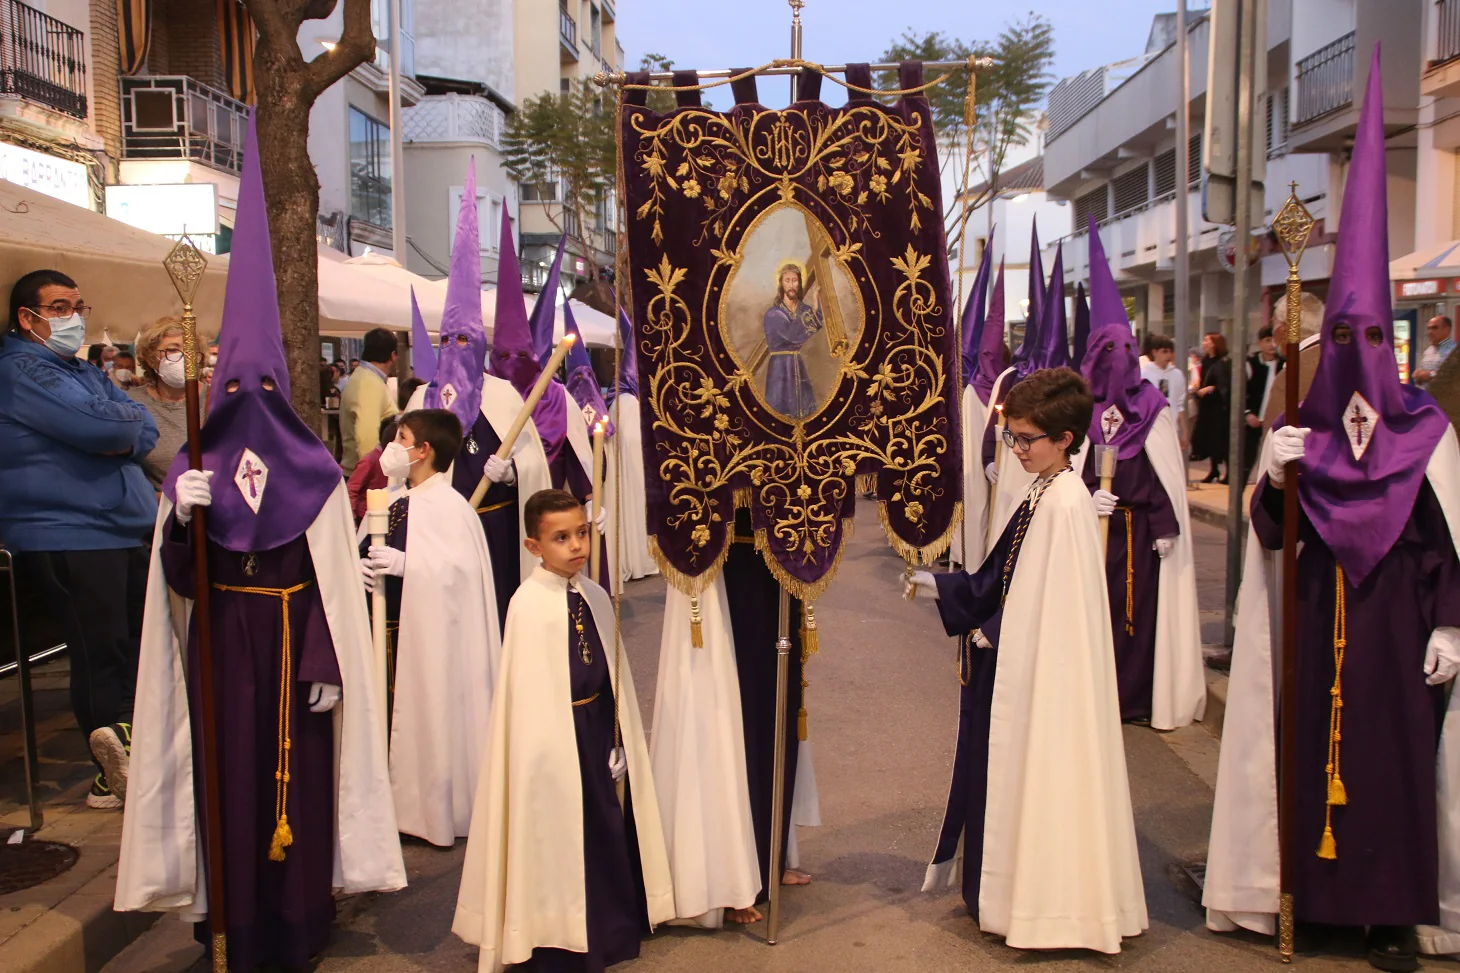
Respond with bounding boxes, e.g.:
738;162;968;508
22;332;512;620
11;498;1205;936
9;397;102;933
98;514;1422;972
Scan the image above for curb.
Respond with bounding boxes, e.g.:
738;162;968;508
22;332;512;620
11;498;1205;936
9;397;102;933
1204;666;1229;740
9;867;158;973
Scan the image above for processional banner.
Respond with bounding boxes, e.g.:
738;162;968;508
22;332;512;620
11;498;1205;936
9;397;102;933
619;63;963;599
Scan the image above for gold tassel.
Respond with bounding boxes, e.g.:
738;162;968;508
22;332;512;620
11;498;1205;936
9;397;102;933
801;603;820;658
1317;825;1338;860
268;816;294;861
1327;774;1348;806
1318;565;1348;857
798;702;808;742
689;595;703;648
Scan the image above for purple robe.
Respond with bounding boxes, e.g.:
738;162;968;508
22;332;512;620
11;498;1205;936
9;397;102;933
1252;477;1460;926
1081;450;1178;722
530;588;649;972
928;490;1031;920
762;301;823;419
449;415;520;632
161;519;342;972
724;509;802;896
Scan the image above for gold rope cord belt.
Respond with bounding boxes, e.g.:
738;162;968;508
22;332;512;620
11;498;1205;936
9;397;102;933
1318;564;1348;860
572;692;601;708
1117;506;1135;636
212;580;313;862
476;500;514;515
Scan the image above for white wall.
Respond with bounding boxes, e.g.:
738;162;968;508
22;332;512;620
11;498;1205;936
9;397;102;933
414;0;516;100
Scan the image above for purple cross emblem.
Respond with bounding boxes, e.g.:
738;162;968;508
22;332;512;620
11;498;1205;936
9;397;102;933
240;459;264;498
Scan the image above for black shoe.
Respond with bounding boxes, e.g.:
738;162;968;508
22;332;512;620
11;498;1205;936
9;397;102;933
1202;471;1220;483
89;722;131;803
1366;925;1419;973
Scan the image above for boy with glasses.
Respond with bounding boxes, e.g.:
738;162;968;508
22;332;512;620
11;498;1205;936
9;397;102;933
905;367;1147;954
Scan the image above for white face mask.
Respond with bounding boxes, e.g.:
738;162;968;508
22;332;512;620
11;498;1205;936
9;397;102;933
379;441;416;480
158;357;187;388
34;312;86;357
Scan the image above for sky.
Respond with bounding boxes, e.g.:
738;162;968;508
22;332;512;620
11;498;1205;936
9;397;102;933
613;0;1189;110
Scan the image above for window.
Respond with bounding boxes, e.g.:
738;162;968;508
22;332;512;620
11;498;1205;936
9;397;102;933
521;181;559;202
349;108;392;228
450;187;505;254
1154;149;1177;196
1074;184;1109;227
1112;163;1149;216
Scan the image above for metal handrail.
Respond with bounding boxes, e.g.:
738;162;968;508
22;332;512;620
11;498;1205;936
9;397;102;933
1295;31;1356;125
121;75;248;175
0;0;88;119
560;8;578;51
1437;0;1460;67
0;547;48;833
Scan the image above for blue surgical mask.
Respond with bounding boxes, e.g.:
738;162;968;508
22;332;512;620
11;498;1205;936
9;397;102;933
34;312;85;358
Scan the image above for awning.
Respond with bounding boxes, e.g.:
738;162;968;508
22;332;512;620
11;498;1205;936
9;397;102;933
0;177;229;343
1390;238;1460;280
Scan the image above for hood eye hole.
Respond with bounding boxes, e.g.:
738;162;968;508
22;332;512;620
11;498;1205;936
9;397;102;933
1333;324;1353;345
1365;326;1384;347
455;335;469;346
225;379;240;393
261;376;276;391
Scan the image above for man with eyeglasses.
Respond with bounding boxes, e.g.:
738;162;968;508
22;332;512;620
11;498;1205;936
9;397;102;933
0;269;158;810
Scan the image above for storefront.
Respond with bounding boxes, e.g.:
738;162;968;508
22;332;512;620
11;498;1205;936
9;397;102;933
1392;277;1456;384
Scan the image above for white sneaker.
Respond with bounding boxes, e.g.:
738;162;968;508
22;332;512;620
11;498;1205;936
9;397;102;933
86;774;122;810
89;723;131;803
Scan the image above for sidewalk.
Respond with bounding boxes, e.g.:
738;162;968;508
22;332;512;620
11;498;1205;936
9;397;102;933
1185;463;1254;530
0;660;157;973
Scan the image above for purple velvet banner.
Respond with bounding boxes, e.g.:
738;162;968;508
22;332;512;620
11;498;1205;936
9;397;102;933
620;63;962;598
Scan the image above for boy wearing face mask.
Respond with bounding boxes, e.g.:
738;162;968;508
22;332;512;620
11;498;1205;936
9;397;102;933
359;408;501;847
0;269;157;809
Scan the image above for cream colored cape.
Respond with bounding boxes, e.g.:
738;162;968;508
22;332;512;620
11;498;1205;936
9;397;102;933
951;384;992;567
406;375;553;585
453;568;674;971
1141;410;1207;729
1204;426;1460;957
604;394;659;589
389;473;502;847
116;484;406;917
926;470;1147;953
651;580;761;927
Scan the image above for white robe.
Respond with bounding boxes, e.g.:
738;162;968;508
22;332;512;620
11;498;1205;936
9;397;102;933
925;470;1147;953
1204;426;1460;956
116;484;406;917
951;384;991;567
604;394;659;589
453;568;674;972
1140;410;1207;730
651;581;761;926
405;374;554;585
388;473;502;847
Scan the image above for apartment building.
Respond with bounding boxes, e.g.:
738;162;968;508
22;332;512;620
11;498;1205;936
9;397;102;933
513;0;624;293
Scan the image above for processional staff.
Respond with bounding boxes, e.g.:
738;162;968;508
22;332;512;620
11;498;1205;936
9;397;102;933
163;235;230;973
1271;182;1316;964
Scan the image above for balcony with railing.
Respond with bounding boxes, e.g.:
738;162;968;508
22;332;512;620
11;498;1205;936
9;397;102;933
1439;0;1460;66
1426;0;1460;99
1294;31;1356;127
120;76;248;175
0;0;87;119
403;93;505;149
560;6;579;62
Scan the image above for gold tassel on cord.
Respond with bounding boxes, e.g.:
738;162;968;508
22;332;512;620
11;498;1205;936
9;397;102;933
689;595;704;648
269;816;294;861
802;602;820;658
1318;565;1348;859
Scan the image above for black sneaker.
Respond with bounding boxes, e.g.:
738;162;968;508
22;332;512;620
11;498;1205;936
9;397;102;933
1367;925;1420;973
86;773;121;810
89;722;131;803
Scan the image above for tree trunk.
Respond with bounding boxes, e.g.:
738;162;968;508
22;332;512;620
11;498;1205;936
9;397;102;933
253;58;323;423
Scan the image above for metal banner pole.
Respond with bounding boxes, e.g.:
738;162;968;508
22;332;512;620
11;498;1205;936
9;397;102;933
766;0;805;947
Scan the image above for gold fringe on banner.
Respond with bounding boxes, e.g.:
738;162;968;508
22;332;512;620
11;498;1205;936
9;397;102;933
878;500;963;568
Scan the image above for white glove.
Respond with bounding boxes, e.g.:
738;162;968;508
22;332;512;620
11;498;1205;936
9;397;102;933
1092;489;1119;518
367;544;406;578
175;470;214;525
308;683;341;713
972;629;992;649
585;500;607;534
1154;536;1175;559
1424;627;1460;686
903;570;938;601
984;462;1000;485
608;747;627;782
359;557;377;593
1267;426;1312;487
483;455;515;485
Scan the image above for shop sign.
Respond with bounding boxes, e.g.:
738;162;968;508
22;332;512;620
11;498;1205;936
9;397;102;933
0;142;90;209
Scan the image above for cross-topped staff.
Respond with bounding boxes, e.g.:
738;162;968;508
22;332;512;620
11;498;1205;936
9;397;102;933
163;234;229;973
1271;182;1315;965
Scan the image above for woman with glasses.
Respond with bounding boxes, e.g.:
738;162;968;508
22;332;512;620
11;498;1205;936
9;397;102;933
0;269;158;810
129;317;204;490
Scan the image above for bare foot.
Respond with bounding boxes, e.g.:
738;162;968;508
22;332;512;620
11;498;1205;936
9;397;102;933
781;869;812;886
726;905;763;924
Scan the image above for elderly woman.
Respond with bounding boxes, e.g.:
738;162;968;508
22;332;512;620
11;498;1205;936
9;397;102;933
128;316;202;489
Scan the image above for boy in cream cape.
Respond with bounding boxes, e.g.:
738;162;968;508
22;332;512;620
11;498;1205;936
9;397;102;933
454;489;673;971
907;367;1147;954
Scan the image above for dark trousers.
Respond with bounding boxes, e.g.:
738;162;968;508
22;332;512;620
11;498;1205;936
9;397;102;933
18;547;147;744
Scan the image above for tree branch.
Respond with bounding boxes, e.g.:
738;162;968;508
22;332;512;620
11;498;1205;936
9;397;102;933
245;0;295;48
301;0;375;102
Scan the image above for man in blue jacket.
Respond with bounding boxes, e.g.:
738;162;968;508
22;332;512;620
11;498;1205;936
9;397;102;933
0;270;158;809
